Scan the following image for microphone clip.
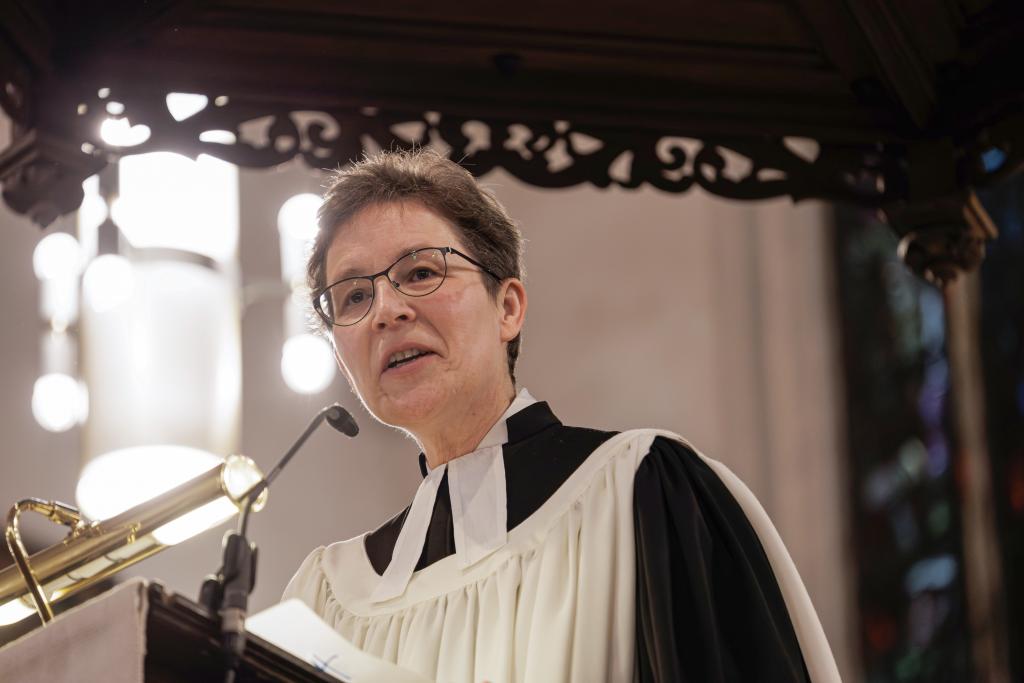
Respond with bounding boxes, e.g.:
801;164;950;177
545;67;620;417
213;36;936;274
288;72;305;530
198;531;258;614
199;529;258;675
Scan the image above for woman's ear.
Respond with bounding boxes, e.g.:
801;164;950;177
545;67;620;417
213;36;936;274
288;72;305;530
498;278;527;343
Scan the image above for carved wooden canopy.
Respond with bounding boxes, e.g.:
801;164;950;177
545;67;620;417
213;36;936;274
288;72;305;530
1;0;1021;282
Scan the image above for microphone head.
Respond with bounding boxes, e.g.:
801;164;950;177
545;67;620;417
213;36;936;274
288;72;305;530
325;404;359;437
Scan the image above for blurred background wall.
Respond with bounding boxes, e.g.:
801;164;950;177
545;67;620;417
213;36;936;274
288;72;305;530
0;112;856;677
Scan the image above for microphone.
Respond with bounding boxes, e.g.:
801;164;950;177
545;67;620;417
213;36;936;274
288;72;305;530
242;403;359;516
200;403;359;682
326;404;359;437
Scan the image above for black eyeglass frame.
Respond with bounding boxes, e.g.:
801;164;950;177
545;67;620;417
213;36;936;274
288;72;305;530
312;246;505;327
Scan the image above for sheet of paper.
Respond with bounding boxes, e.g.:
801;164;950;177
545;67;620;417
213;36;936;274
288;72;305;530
247;599;430;683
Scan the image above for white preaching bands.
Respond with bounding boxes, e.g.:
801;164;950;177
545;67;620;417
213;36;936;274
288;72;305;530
369;388;537;603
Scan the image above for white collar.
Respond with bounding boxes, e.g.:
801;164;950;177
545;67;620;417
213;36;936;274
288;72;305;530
370;388;537;603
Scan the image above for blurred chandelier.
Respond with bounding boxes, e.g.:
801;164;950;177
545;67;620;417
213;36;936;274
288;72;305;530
24;94;336;556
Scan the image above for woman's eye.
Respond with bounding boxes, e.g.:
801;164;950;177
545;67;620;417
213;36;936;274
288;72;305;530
344;290;367;306
410;268;438;281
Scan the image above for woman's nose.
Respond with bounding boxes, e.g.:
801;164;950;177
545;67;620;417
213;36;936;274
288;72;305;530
370;275;415;328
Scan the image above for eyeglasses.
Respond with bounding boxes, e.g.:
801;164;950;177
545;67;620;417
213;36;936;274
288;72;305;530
313;246;504;327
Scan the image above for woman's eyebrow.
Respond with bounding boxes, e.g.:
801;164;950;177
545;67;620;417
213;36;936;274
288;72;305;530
330;244;437;281
331;263;365;281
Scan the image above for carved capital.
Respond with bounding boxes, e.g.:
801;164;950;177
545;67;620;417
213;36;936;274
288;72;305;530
0;129;105;227
891;191;998;287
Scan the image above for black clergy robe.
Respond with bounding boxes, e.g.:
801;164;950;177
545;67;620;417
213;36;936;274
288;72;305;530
359;401;814;682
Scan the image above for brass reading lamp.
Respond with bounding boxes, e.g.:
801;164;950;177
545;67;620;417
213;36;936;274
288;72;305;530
0;453;267;627
0;402;358;629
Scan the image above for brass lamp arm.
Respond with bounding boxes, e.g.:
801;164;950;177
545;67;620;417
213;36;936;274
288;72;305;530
4;498;86;625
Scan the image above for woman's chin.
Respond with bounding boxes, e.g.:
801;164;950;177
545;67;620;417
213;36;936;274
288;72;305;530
371;385;449;429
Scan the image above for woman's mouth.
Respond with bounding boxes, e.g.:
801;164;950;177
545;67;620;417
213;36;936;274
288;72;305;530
385;349;436;372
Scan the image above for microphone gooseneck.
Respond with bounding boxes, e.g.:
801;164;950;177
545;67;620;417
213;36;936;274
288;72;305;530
198;403;359;682
250;403;358;504
237;403;358;536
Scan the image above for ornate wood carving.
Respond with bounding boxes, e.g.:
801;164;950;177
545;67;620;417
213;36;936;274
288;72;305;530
35;84;908;207
4;76;1014;282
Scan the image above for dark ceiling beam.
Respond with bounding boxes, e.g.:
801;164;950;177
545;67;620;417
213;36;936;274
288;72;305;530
0;1;54;74
74;53;884;143
788;0;874;83
839;0;939;130
208;1;812;51
0;0;55;126
49;0;194;67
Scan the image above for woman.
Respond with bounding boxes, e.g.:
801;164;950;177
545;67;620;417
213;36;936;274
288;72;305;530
283;149;839;682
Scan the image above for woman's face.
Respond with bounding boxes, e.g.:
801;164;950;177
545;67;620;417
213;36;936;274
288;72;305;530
323;200;523;431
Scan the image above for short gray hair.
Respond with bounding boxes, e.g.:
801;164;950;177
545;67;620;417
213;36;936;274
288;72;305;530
308;149;525;382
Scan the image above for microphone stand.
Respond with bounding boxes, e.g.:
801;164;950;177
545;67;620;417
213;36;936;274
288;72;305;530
198;404;358;683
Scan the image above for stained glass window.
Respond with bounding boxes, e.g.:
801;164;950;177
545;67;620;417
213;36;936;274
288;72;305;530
834;205;971;682
978;176;1024;680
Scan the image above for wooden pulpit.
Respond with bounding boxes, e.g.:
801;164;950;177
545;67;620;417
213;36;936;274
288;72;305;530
0;579;336;682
